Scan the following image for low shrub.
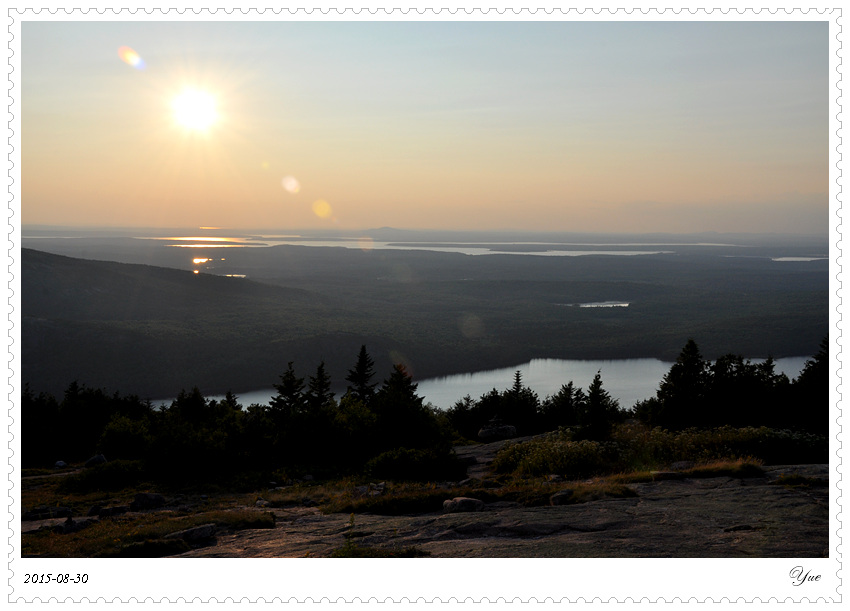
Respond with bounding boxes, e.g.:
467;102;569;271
492;437;622;478
366;447;466;482
612;424;827;467
493;424;826;478
58;460;147;493
326;487;451;515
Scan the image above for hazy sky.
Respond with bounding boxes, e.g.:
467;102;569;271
22;20;828;233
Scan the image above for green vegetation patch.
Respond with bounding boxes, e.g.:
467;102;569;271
322;484;454;515
492;436;620;478
492;424;826;478
22;508;275;558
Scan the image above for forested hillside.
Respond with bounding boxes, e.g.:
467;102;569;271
22;245;827;399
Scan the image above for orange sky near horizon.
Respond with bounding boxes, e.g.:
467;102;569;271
21;20;829;234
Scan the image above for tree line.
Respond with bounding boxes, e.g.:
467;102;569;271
22;338;828;485
22;346;463;484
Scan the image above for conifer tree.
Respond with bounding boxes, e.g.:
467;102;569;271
793;336;829;434
375;363;423;412
501;370;540;433
306;360;335;411
270;362;306;420
541;382;583;430
656;339;709;428
577;371;620;439
345;345;378;403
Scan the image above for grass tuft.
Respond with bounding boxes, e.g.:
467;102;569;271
773;473;828;488
681;458;764;479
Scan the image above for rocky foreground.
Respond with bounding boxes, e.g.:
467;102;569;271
177;440;829;558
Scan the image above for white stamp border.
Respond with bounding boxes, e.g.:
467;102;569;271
5;1;843;604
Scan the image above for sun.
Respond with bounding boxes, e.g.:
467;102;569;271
172;89;218;131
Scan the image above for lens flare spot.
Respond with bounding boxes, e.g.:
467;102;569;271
118;46;145;69
388;351;414;377
312;200;333;219
172;89;218;130
282;176;301;193
193;258;211;265
193;270;199;275
261;161;270;170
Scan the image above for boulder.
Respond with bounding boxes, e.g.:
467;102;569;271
130;493;166;511
117;538;191;558
255;498;271;508
23;506;72;521
54;461;68;469
55;517;99;534
164;523;217;545
98;505;129;518
550;490;574;506
84;454;107;468
477;424;517;442
443;497;485;513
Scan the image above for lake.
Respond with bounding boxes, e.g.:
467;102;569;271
195;356;810;411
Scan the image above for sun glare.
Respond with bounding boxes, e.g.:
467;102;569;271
172;89;218;131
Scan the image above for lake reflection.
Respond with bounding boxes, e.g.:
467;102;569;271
199;356;809;411
417;359;673;410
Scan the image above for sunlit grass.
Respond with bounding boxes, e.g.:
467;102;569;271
682;457;764;479
22;508;275;558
